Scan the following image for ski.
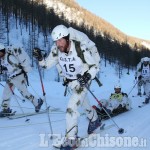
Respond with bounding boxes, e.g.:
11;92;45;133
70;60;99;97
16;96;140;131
53;124;115;150
132;95;142;97
8;107;61;119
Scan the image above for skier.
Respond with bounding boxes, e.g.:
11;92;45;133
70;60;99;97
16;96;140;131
135;60;146;96
94;84;131;118
106;84;131;112
33;25;101;149
0;44;43;117
136;57;150;103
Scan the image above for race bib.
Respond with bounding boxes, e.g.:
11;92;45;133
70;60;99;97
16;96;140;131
58;42;83;79
142;65;150;78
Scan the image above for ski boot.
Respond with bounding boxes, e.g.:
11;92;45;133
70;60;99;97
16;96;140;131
145;98;150;104
0;108;12;117
88;117;101;134
35;98;44;112
137;92;142;96
59;138;79;150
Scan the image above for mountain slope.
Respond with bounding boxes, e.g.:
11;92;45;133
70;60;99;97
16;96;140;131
38;0;150;49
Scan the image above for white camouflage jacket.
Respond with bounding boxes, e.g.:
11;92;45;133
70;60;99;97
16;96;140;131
1;47;32;78
136;61;150;80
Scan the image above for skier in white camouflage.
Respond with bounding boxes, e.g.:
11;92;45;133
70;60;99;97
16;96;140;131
0;44;43;117
33;24;101;150
135;57;150;103
135;60;146;96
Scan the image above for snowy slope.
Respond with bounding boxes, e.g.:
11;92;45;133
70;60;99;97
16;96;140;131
0;61;150;150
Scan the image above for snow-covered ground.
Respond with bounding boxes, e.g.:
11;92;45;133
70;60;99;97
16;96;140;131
0;61;149;150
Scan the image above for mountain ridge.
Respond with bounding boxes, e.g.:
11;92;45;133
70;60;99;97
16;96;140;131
37;0;150;49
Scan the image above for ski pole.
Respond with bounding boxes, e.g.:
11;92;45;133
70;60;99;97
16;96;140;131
0;82;4;87
28;82;60;112
128;80;138;96
0;82;25;102
1;82;29;121
77;74;124;134
36;60;53;138
8;84;30;122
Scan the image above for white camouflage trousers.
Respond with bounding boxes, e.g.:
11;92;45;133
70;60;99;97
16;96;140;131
66;82;98;138
137;79;146;94
1;74;38;109
143;78;150;99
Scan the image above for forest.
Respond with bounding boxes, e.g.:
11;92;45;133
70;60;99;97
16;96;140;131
0;0;150;75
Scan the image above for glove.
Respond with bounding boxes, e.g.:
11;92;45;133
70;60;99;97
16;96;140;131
138;75;142;80
77;73;91;87
62;78;69;86
33;48;43;61
0;66;7;74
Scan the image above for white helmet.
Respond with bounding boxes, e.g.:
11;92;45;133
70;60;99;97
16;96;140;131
114;84;121;89
142;57;149;62
51;25;69;41
0;43;5;51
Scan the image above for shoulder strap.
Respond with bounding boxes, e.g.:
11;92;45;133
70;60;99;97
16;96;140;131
7;53;13;66
138;63;143;72
141;63;143;70
7;53;20;68
73;40;86;63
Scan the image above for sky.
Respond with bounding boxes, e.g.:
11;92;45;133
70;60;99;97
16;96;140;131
75;0;150;41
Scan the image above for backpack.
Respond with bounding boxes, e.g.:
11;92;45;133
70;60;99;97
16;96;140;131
7;47;32;73
73;40;102;86
73;40;100;66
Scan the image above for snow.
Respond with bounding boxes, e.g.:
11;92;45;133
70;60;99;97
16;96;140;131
0;61;150;150
45;0;86;26
142;41;150;50
42;0;83;24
